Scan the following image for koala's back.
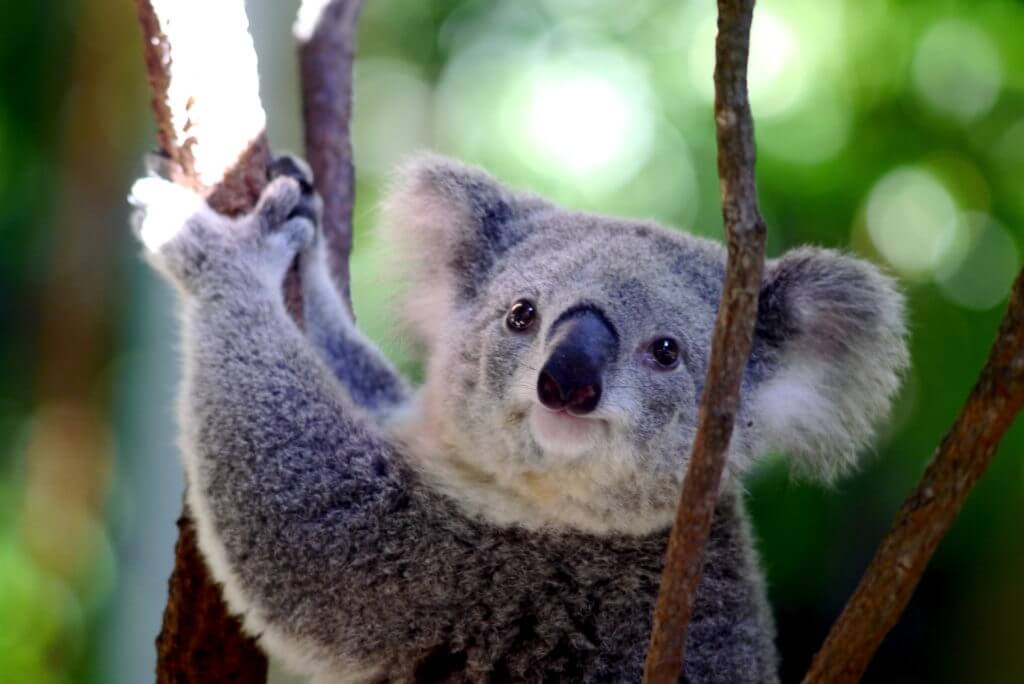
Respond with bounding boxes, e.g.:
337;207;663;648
248;465;778;683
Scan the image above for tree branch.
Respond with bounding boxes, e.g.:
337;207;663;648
135;0;271;215
643;1;767;682
135;1;271;681
138;0;366;680
296;0;365;314
804;268;1024;683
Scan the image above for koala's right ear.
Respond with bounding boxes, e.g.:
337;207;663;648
379;154;548;347
745;247;909;481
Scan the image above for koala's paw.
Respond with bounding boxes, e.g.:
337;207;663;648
268;153;323;241
267;154;329;272
129;170;315;296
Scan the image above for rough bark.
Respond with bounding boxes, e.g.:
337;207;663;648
643;1;767;682
138;0;364;680
135;0;270;215
157;513;268;683
297;0;365;314
136;1;271;681
803;268;1024;683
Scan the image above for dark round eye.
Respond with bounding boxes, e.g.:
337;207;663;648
650;337;680;369
506;299;537;332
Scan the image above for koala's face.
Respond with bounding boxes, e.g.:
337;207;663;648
384;156;908;534
439;222;726;531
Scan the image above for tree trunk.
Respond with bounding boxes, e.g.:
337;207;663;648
135;1;273;681
136;0;363;679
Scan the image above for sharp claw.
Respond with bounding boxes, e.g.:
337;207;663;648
267;154;314;194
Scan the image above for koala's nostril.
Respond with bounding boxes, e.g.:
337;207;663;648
537;367;602;415
537;371;566;410
567;383;601;415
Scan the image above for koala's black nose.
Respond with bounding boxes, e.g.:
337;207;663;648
537;306;619;415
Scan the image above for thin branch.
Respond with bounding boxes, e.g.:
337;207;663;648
296;0;364;314
135;0;271;680
643;1;767;682
803;268;1024;683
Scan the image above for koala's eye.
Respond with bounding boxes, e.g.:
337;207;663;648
650;337;680;369
506;299;538;332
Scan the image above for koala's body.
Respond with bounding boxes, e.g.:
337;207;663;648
132;154;907;683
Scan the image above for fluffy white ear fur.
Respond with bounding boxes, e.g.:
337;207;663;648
377;153;545;351
748;247;909;481
377;154;470;350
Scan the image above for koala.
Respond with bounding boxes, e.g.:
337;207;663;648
131;153;908;683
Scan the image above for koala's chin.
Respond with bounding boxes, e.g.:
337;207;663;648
528;404;606;458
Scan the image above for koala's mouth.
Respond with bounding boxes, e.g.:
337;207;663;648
528;404;604;457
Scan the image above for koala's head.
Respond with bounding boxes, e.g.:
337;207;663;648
382;155;908;534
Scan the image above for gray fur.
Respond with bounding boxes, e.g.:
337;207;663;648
131;153;908;683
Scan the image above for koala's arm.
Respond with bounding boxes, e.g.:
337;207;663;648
300;248;411;415
131;174;414;666
264;157;411;417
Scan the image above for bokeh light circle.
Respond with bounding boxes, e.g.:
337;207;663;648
912;20;1002;122
935;213;1020;310
688;9;809;119
436;40;655;193
865;168;960;280
759;89;852;165
511;47;655;192
538;0;655;32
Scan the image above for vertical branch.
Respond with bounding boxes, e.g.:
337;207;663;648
643;1;767;682
138;0;367;679
135;1;271;681
804;269;1024;683
296;0;365;313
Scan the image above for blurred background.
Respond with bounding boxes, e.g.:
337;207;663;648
2;0;1023;682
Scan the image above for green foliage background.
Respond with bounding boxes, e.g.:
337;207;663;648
1;1;1022;682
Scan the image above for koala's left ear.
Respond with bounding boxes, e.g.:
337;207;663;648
379;154;549;348
746;247;909;480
